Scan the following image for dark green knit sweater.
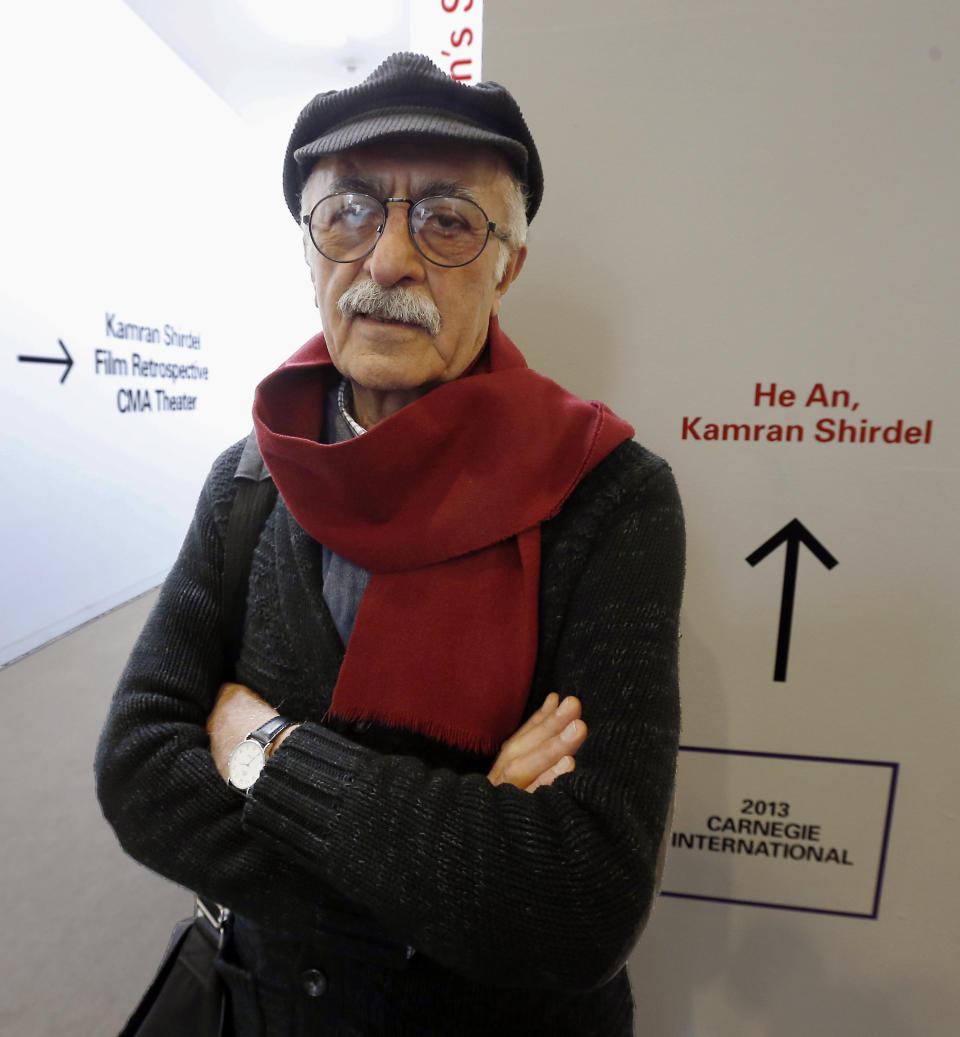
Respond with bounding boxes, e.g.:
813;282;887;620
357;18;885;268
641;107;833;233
95;436;683;1036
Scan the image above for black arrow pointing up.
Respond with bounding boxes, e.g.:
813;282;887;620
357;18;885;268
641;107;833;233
17;338;74;384
746;519;838;682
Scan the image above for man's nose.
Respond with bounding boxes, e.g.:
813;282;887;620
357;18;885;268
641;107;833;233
364;204;426;287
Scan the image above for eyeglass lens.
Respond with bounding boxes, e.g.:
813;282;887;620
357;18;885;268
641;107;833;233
308;193;492;267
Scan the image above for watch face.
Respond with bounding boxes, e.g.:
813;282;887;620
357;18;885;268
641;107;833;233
228;739;265;791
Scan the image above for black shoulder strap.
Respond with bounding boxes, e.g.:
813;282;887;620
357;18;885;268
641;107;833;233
222;432;277;672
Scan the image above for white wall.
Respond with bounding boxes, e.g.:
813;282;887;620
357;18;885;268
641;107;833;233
0;0;317;666
484;1;958;1034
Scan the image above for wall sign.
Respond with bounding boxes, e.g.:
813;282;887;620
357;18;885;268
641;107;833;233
662;746;899;918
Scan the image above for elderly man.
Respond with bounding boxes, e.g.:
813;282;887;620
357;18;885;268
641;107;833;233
96;53;683;1037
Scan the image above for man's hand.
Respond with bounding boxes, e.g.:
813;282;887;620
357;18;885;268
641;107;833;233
206;682;289;781
487;693;587;793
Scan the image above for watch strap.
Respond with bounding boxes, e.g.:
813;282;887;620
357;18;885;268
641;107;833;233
247;715;296;750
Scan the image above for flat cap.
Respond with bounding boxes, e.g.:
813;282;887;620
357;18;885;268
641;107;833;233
283;52;543;223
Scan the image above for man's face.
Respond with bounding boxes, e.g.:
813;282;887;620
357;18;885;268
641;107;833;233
301;140;525;410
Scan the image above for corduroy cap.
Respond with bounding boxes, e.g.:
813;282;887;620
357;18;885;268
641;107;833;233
283;53;543;223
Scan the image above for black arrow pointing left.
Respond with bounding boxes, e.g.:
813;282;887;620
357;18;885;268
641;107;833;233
18;338;74;384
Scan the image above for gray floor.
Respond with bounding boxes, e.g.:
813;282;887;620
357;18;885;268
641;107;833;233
0;590;189;1037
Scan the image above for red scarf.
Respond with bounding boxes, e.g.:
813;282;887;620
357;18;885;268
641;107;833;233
254;319;633;753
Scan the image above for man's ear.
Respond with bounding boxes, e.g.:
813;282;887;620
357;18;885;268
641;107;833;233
491;245;528;315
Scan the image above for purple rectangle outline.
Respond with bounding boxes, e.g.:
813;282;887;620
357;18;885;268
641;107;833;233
659;744;899;920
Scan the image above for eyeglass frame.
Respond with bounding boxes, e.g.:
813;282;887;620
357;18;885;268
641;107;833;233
301;193;512;269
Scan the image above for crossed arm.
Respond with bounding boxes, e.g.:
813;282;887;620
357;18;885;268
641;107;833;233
208;683;588;794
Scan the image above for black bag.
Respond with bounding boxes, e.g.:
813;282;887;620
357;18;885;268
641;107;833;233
118;898;231;1037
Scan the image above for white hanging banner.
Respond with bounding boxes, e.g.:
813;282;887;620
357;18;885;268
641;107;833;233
409;0;484;82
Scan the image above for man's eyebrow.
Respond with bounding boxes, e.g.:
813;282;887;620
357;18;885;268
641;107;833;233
415;180;481;204
327;175;383;196
325;176;481;204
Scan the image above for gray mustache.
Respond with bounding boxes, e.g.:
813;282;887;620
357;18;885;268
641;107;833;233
338;281;442;337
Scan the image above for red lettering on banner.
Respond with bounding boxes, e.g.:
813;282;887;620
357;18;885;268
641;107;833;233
806;383;853;409
754;383;795;407
813;418;933;444
439;0;479;82
449;59;474;80
683;383;934;446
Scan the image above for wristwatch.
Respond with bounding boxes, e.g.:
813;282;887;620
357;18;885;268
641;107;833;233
227;716;297;793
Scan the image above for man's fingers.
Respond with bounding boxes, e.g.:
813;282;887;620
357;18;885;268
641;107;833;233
506;692;559;741
498;717;587;790
487;695;586;789
525;755;576;793
499;695;581;763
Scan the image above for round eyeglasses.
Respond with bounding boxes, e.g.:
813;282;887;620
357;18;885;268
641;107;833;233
302;193;509;269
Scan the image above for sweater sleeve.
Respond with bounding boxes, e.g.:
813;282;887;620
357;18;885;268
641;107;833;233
242;457;684;990
94;445;361;928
